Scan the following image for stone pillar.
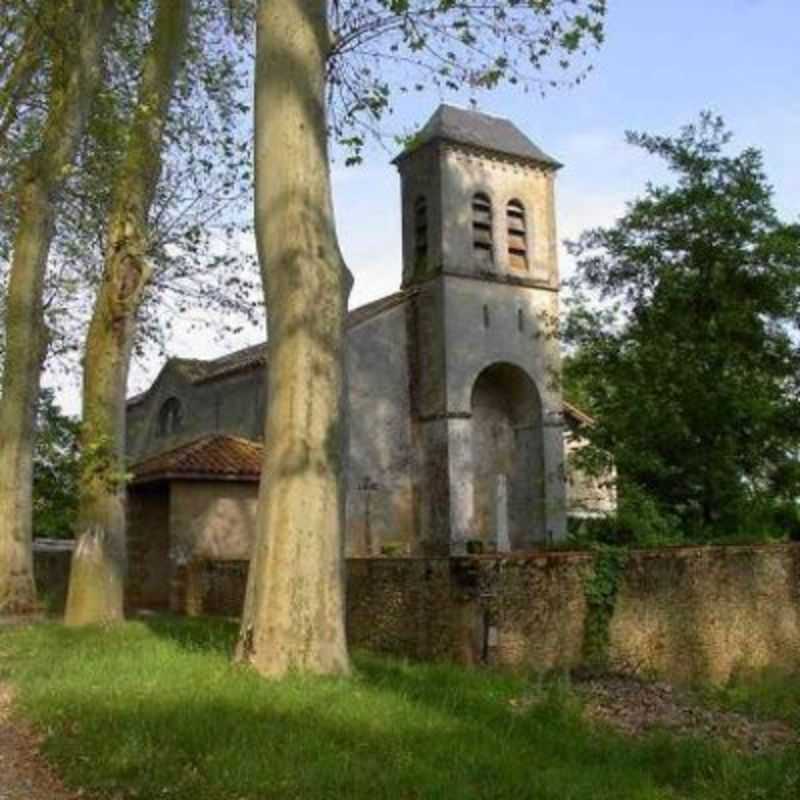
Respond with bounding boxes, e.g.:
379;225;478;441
416;418;451;556
185;560;204;617
169;562;186;614
494;474;511;553
447;416;473;555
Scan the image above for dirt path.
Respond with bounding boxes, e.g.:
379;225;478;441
0;683;82;800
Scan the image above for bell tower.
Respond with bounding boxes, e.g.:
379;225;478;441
394;105;567;554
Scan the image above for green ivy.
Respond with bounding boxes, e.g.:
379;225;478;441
581;544;629;671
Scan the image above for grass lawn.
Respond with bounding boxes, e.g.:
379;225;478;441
1;616;799;800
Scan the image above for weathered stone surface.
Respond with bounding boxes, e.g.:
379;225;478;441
125;105;615;560
135;543;800;685
609;544;800;684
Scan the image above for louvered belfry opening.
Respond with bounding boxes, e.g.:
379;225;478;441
414;196;428;269
507;199;528;271
472;192;494;267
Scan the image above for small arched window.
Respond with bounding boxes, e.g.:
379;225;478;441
472;192;493;266
414;196;428;269
507;199;528;271
158;397;182;437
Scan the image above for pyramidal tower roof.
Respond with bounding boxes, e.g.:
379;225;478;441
393;104;561;168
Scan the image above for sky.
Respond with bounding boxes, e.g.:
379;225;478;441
47;0;800;415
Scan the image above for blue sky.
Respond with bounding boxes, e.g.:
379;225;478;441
334;0;800;307
49;0;800;411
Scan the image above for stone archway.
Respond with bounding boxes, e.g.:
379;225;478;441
470;363;544;550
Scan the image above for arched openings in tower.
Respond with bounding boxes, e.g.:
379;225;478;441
471;192;494;267
506;199;528;271
470;363;545;548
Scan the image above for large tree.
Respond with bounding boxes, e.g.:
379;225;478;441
0;0;117;615
0;0;254;622
237;0;607;676
64;0;193;626
564;114;800;540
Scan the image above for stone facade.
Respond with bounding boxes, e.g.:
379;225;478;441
126;105;604;560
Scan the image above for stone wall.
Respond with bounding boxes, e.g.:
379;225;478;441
169;480;257;561
128;485;171;609
186;543;800;685
610;544;800;684
32;541;73;613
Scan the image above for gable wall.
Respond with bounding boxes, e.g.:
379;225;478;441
127;367;266;463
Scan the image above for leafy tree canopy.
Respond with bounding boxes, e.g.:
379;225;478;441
564;113;800;542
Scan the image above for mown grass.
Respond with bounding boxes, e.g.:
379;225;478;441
0;616;799;800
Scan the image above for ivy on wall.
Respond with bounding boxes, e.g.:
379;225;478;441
581;544;630;670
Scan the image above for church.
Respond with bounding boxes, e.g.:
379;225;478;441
124;105;612;609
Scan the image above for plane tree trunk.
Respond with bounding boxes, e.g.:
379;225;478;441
236;0;352;677
0;0;116;617
64;0;191;626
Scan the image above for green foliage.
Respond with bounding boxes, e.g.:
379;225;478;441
569;483;682;548
329;1;606;159
580;544;630;669
2;617;799;799
32;389;79;539
564;113;800;543
1;0;260;375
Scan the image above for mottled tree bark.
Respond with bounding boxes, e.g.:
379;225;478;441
65;0;191;626
0;8;43;147
0;0;116;617
236;0;352;676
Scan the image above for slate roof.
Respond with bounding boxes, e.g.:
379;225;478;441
131;434;263;483
194;343;267;384
394;104;561;168
127;291;414;407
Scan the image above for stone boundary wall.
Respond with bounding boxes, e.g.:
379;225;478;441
348;545;800;683
33;543;800;684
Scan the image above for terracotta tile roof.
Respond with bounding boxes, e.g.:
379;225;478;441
131;435;263;483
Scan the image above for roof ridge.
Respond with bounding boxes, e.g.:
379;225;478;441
128;292;416;406
394;104;561;168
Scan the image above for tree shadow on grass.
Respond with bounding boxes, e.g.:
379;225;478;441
138;612;239;656
8;621;800;800
32;671;800;800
